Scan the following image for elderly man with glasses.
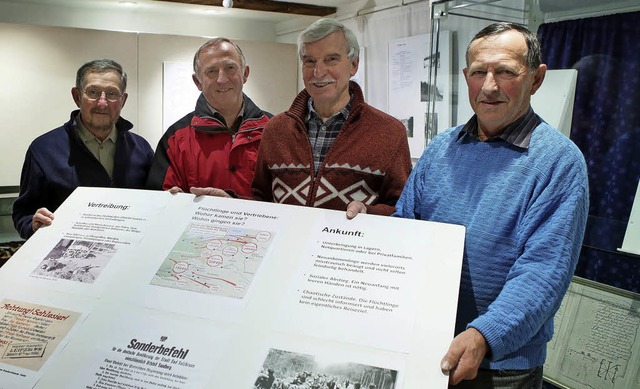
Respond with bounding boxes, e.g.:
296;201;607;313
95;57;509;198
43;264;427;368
12;58;153;239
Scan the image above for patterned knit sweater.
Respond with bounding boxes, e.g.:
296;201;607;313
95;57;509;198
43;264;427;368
395;120;589;370
252;81;412;215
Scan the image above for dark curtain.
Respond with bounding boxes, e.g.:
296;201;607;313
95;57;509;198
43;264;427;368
538;12;640;293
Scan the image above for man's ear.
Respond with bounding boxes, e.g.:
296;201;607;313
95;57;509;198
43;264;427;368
71;87;82;108
120;92;128;108
243;65;250;84
192;73;203;91
530;64;547;95
350;57;359;77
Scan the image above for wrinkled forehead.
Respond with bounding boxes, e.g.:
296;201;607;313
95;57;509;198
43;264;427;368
301;31;349;57
83;70;123;89
467;31;528;65
198;43;243;68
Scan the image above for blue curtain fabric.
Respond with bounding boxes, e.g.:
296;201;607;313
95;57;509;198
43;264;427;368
538;12;640;293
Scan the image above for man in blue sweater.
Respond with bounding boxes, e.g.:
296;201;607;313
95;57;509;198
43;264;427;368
13;59;153;239
393;23;589;387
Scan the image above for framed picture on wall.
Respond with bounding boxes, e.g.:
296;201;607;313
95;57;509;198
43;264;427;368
162;62;200;133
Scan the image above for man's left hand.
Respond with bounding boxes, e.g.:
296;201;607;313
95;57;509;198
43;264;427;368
190;187;232;198
346;201;367;219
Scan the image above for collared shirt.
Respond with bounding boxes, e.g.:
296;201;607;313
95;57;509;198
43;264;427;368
457;107;542;148
75;114;117;178
306;96;352;174
206;101;245;134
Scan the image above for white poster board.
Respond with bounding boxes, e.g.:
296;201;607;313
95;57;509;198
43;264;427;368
619;179;640;255
0;187;465;389
162;62;201;132
531;69;578;138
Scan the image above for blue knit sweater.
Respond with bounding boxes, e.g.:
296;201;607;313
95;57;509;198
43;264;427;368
395;120;589;370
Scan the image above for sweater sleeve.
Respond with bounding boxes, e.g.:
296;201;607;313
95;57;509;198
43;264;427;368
469;147;589;362
12;148;44;239
251;124;275;202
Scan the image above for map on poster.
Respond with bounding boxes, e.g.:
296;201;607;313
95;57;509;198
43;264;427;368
150;222;275;299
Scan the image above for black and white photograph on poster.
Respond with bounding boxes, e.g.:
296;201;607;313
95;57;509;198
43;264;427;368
31;239;117;283
389;32;451;158
254;348;398;389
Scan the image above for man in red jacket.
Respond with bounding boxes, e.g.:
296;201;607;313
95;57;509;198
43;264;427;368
146;37;272;198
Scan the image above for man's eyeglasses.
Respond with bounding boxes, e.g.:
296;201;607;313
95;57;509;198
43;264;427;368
82;88;123;102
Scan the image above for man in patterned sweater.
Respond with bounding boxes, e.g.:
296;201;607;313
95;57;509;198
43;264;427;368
251;18;411;216
393;23;589;388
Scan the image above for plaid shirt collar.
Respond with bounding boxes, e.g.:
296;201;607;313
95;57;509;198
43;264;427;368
305;95;353;174
457;106;541;148
305;97;351;123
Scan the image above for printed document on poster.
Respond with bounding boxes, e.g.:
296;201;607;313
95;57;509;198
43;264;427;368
30;189;166;284
0;299;82;388
275;211;430;353
41;304;231;389
1;188;168;297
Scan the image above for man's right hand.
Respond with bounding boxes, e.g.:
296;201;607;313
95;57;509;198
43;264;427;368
32;207;54;233
440;327;489;385
168;186;184;194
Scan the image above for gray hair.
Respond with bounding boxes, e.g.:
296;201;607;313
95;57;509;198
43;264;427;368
297;18;359;61
76;59;127;91
193;37;246;77
466;22;542;72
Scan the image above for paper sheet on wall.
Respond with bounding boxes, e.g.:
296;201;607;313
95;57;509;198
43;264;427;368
388;33;451;159
162;62;201;132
